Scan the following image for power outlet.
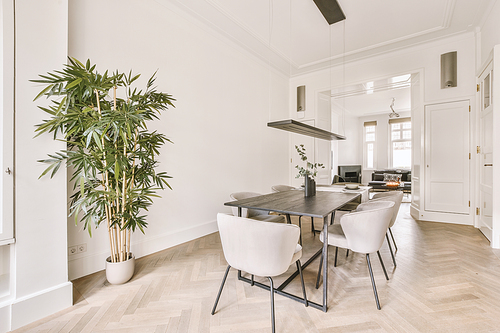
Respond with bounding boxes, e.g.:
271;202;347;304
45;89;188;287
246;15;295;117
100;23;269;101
68;246;77;256
77;243;87;253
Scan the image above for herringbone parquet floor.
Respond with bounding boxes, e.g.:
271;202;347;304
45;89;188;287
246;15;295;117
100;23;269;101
12;203;500;332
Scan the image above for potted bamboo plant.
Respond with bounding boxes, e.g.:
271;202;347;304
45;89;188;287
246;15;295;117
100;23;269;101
32;58;175;284
294;144;324;197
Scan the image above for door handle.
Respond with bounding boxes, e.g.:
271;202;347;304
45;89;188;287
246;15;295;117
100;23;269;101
484;163;493;167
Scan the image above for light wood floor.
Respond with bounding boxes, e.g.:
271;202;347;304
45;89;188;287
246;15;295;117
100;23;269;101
12;203;500;333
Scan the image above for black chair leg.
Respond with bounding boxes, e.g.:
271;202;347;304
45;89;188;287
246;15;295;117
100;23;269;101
296;260;308;307
377;250;389;280
346;249;349;258
251;274;254;286
268;277;276;333
386;233;397;267
298;216;302;246
212;265;231;315
389;228;398;252
334;246;338;267
366;254;381;310
315;252;323;289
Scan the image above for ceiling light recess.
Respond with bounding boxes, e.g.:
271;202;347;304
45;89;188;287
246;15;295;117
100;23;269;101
267;119;346;141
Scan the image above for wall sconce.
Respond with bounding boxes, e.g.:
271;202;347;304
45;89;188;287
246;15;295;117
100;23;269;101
441;51;457;88
297;85;305;111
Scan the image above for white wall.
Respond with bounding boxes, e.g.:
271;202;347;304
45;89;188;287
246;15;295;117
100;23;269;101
66;0;290;279
0;1;73;332
479;1;500;69
336;113;362;181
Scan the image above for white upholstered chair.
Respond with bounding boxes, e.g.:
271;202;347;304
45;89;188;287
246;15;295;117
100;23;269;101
371;191;404;266
315;200;394;310
230;192;285;223
212;213;307;333
271;185;296;192
271;185;317;243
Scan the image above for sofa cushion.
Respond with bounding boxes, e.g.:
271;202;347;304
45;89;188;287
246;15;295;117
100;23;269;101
372;169;410;181
383;173;402;182
373;174;384;181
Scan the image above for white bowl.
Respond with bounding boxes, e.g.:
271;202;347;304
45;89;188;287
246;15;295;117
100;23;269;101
345;184;359;190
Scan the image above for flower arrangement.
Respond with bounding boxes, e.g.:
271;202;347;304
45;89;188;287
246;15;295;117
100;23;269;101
294;144;325;179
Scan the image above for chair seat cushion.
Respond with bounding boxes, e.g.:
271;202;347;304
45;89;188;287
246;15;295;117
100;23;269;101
250;214;285;223
319;224;348;249
291;244;302;264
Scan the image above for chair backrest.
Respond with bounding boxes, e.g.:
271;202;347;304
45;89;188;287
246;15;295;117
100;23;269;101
332;175;345;184
340;201;394;254
217;213;300;277
371;191;403;228
229;192;269;218
271;185;296;193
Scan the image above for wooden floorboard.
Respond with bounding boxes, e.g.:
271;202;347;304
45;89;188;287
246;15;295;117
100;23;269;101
11;203;500;332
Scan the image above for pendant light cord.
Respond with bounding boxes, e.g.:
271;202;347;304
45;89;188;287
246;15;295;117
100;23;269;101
268;0;274;122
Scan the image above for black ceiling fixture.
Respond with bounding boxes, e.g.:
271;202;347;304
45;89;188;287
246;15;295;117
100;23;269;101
267;119;346;141
313;0;345;25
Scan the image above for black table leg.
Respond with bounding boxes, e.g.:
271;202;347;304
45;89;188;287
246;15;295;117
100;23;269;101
322;216;328;312
287;214;302;245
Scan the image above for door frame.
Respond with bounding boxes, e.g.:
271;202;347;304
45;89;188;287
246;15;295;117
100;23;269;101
475;59;493;241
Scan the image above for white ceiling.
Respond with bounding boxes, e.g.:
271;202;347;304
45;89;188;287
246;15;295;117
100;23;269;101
166;0;494;115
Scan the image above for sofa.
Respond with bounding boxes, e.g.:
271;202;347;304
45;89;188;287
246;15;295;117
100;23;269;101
368;169;411;192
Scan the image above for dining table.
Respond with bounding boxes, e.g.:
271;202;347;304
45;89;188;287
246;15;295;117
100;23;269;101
224;189;361;312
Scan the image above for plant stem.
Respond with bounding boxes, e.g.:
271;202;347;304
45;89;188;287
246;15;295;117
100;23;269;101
96;89;116;263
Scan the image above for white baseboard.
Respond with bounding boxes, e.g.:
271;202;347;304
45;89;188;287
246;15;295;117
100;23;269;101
10;282;73;331
0;304;10;333
69;220;218;280
410;205;472;225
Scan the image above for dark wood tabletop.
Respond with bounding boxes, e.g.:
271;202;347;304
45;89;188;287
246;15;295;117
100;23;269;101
224;190;360;219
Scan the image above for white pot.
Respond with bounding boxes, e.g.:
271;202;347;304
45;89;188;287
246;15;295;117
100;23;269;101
105;254;135;285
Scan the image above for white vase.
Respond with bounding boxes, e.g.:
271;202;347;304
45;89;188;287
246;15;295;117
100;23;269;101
105;254;135;285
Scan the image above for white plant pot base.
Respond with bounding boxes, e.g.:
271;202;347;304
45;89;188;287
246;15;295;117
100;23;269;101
105;254;135;285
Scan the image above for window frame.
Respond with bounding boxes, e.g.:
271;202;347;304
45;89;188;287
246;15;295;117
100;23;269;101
389;117;412;169
363;121;377;170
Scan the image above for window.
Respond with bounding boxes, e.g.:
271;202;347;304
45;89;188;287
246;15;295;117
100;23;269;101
390;118;411;169
364;121;377;169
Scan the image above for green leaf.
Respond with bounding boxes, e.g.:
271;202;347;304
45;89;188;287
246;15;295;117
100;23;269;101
92;131;102;150
65;77;82;90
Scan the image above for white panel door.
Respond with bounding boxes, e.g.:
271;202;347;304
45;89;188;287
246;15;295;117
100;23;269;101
0;0;15;244
478;63;493;241
425;101;470;214
316;93;331;185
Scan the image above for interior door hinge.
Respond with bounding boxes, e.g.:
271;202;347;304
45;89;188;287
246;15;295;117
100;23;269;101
477;146;481;154
469;105;471;112
469;153;471;159
477;84;480;92
476;207;480;215
469;201;471;207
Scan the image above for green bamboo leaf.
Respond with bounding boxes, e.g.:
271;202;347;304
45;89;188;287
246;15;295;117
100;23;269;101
32;84;54;101
92;131;102;150
65;77;82;90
